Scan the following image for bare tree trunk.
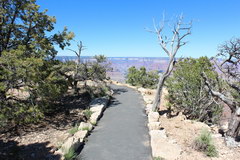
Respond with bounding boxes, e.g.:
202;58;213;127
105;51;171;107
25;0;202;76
227;107;240;138
147;14;192;112
152;57;175;111
67;40;85;95
202;72;240;139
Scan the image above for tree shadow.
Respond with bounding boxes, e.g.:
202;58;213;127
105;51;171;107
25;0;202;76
0;139;61;160
107;97;121;108
111;88;128;95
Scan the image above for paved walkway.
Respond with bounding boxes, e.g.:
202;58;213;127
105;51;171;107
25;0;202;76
77;85;151;160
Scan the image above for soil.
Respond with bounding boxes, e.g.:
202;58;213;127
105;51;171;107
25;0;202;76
157;89;240;160
0;93;91;160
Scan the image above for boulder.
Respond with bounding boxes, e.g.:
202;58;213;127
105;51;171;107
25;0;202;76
148;112;160;122
148;122;161;130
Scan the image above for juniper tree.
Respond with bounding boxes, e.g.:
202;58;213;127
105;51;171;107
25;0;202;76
0;0;74;125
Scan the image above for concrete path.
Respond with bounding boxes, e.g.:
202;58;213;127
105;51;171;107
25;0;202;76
77;85;151;160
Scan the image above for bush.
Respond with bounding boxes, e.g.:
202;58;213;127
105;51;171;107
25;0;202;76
64;147;77;160
83;109;93;120
193;129;218;157
126;66;159;89
166;57;223;124
68;125;79;135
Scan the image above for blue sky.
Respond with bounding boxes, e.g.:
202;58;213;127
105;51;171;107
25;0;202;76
38;0;240;58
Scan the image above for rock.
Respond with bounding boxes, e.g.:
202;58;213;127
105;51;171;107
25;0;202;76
210;125;219;134
138;87;146;93
150;130;181;160
90;111;102;124
148;122;161;130
150;129;167;138
225;136;240;148
145;104;153;114
220;122;229;133
78;122;93;131
212;133;223;138
143;96;153;104
61;137;81;154
148;112;160;122
74;130;88;141
236;107;240;115
90;105;104;112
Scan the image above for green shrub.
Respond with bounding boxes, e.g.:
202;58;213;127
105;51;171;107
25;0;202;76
64;147;77;160
83;109;93;120
126;66;159;89
193;129;218;157
166;57;223;124
68;125;79;135
81;126;90;131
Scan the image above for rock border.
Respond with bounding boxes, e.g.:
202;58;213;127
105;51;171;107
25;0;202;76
55;96;110;159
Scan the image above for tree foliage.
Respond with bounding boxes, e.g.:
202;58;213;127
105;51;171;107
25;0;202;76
166;57;223;124
126;66;159;89
202;38;240;139
0;0;74;126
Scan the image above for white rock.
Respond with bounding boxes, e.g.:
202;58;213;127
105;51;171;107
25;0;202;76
225;136;240;148
150;130;181;159
138;87;146;93
74;130;88;141
150;130;167;138
143;96;153;104
90;105;104;112
148;122;161;130
145;104;153;114
78;122;93;131
148;112;160;122
236;107;240;115
220;122;229;132
61;137;81;154
90;111;102;124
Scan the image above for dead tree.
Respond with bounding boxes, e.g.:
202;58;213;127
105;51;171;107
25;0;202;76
147;14;192;111
202;38;240;139
67;40;86;93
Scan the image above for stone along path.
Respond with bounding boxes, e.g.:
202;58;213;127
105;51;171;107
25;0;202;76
77;85;151;160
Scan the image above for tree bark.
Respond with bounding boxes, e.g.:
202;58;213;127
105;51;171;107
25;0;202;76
227;107;240;138
152;57;175;111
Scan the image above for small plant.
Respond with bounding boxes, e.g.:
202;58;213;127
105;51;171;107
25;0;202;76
64;147;77;160
81;126;90;131
90;121;97;126
83;109;93;120
68;125;79;135
193;129;218;157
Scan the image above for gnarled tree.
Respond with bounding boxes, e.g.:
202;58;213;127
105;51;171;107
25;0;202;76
147;14;192;111
202;38;240;139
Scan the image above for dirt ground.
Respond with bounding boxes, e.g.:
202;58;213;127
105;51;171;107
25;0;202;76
157;89;240;160
0;94;91;160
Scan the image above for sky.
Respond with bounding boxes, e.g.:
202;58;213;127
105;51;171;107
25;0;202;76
37;0;240;58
